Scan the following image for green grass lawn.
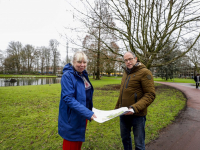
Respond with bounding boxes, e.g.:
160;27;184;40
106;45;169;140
0;77;186;149
154;77;195;83
0;74;195;83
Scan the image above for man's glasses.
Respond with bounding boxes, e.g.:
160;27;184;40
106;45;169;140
124;58;134;63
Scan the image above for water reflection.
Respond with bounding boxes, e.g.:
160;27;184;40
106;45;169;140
0;78;61;87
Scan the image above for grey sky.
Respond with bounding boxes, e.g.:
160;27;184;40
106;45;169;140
0;0;74;60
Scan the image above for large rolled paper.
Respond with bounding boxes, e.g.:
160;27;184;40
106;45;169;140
92;107;134;123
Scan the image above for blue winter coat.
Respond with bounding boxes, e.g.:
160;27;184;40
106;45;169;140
58;63;94;142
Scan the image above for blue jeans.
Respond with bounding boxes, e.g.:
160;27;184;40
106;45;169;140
120;115;146;150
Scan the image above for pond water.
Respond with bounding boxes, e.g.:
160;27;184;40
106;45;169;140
0;78;61;87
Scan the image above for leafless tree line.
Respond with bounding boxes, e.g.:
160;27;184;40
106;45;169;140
0;39;61;74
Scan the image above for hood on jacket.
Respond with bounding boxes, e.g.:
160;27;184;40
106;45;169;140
63;63;73;74
62;63;87;76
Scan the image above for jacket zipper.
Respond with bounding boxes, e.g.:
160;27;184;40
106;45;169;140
126;76;130;88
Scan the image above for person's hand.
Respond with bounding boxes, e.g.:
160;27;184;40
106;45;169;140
90;114;97;120
124;108;134;115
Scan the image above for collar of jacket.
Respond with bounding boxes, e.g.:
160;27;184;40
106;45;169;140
122;62;142;75
72;66;88;78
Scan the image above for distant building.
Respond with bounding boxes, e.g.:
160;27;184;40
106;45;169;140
42;66;63;74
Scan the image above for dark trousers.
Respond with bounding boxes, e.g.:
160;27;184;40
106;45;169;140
120;115;146;150
196;82;199;89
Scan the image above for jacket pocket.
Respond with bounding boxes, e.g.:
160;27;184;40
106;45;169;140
130;93;137;103
67;108;72;123
68;110;81;129
134;93;137;102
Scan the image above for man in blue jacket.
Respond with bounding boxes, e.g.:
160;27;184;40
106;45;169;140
58;51;96;150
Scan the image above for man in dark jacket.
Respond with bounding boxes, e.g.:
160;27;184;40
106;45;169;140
194;74;200;89
115;51;156;150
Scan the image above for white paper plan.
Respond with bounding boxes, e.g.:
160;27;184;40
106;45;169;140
92;107;134;123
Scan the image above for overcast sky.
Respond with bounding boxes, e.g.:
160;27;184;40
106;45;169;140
0;0;77;60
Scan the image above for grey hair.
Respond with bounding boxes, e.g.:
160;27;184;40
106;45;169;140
72;51;88;65
124;51;136;58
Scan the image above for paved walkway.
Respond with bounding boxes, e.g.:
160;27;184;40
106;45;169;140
146;82;200;150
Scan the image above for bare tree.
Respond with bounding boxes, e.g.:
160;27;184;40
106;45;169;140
34;49;41;72
49;39;59;74
3;55;16;73
82;0;118;79
70;0;200;69
20;48;27;73
187;40;200;75
44;47;51;74
103;42;120;76
38;46;47;74
0;50;4;73
156;41;178;80
23;44;37;73
7;41;23;72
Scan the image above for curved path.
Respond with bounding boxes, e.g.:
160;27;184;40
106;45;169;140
146;82;200;150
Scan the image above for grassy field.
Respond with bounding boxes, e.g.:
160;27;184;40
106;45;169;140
0;77;186;149
154;77;195;83
0;74;196;83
